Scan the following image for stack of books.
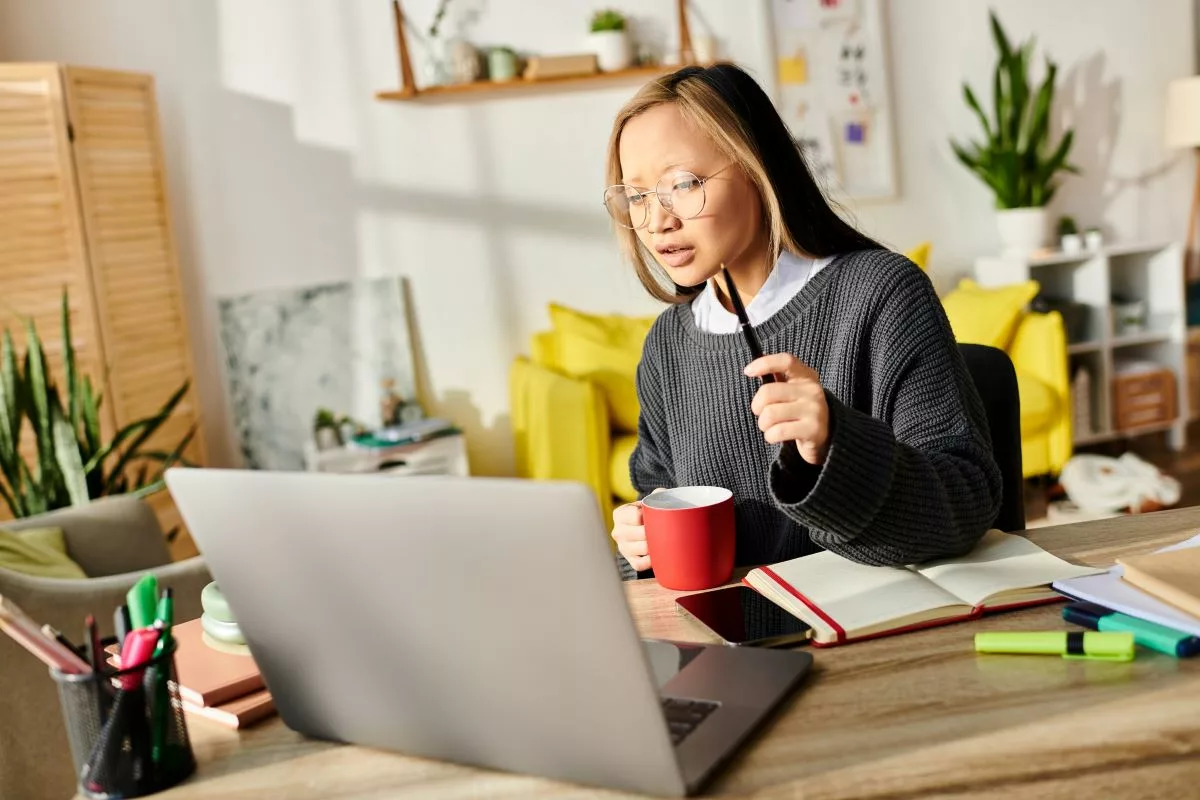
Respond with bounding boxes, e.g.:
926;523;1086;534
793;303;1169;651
1053;532;1200;645
111;617;276;729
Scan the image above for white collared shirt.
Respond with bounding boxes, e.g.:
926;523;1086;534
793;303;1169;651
692;251;835;333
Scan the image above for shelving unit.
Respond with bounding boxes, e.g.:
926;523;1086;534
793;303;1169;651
377;0;698;102
974;241;1187;451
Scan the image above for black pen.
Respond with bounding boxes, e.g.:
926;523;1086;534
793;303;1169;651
723;264;812;462
721;265;776;383
114;604;131;650
40;624;83;660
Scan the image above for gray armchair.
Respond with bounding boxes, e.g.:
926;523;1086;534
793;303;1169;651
0;494;211;800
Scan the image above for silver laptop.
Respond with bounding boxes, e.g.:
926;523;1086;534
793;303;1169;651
165;468;811;796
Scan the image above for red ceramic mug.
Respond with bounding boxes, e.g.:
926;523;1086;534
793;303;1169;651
640;486;735;591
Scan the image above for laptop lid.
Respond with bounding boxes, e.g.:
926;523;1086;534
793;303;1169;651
165;468;687;796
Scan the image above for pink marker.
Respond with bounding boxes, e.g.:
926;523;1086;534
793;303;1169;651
118;628;160;690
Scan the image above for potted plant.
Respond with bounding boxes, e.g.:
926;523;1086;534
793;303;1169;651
313;408;343;451
1057;216;1081;253
589;9;632;72
950;11;1079;256
0;290;196;522
1084;225;1104;250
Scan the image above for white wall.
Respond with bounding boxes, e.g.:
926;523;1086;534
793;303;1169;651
0;0;1193;477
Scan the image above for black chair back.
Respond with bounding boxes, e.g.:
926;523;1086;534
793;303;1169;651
958;344;1025;532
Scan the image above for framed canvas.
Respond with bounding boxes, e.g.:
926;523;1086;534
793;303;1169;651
217;277;418;470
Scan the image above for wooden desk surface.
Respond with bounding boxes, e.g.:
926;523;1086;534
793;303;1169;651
134;510;1200;799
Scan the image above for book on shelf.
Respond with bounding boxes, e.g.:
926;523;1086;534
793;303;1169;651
744;530;1103;646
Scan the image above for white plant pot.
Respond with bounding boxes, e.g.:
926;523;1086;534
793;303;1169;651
589;30;632;72
996;207;1050;256
1060;233;1082;254
1084;229;1104;250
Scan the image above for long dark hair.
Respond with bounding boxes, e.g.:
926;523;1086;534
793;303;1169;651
605;62;882;302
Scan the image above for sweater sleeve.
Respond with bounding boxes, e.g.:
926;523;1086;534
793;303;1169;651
618;327;677;581
767;264;1002;566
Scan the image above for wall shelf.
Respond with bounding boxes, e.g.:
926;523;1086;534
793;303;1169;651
378;0;698;103
376;64;686;103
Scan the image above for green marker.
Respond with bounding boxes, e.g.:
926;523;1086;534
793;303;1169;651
974;630;1134;661
154;587;174;655
1064;602;1200;658
150;588;174;766
126;573;159;629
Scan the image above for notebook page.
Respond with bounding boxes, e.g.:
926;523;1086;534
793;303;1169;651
763;551;967;635
915;530;1103;608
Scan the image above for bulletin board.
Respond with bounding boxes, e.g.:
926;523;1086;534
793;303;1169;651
765;0;898;200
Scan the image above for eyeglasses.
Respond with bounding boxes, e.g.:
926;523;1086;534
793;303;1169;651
603;165;731;230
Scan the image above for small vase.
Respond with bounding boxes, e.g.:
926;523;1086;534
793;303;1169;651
589;30;632;72
488;47;519;82
421;36;452;87
995;207;1049;257
446;38;480;84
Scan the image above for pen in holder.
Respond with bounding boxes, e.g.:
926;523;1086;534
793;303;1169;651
51;638;196;798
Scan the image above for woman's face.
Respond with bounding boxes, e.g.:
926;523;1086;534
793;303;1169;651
617;103;764;288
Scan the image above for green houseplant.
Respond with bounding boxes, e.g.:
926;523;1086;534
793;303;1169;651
590;9;626;32
589;9;631;72
950;10;1079;255
0;290;196;519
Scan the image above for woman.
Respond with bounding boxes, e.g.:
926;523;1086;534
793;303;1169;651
604;63;1001;579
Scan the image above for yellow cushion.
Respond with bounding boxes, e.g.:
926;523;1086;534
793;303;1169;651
1016;371;1058;435
904;242;931;271
0;526;87;579
544;304;656;433
941;279;1040;350
610;434;640;503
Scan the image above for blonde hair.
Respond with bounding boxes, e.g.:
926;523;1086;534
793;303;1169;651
605;66;804;304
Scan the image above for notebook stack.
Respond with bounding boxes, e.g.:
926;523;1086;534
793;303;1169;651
111;617;276;729
1053;532;1200;640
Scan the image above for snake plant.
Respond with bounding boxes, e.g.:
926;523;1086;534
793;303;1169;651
950;11;1079;209
0;289;196;518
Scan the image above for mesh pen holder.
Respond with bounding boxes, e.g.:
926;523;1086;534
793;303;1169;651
51;640;196;798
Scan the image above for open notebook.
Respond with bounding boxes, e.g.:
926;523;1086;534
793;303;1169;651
744;530;1103;646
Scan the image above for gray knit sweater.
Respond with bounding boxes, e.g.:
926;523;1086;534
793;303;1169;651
619;249;1002;581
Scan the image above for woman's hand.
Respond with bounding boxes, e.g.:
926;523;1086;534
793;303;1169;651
611;488;666;572
745;354;830;465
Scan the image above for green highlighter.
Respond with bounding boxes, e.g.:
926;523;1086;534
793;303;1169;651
1063;602;1200;658
975;631;1135;661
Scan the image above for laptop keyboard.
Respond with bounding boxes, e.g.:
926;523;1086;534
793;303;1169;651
661;697;720;746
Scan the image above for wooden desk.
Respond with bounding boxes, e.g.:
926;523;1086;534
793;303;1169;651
128;510;1200;798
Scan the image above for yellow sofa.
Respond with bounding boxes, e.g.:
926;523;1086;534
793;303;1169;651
510;249;1071;525
510;304;655;525
940;278;1072;478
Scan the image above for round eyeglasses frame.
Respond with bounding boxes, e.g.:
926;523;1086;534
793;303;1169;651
602;165;732;230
